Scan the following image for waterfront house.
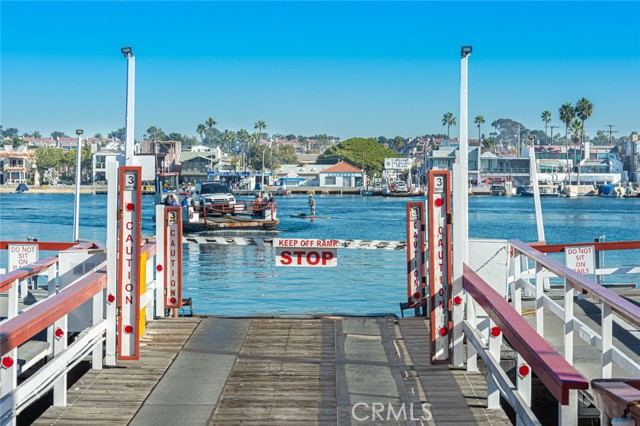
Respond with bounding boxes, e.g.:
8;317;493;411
318;161;364;187
92;149;123;184
426;144;481;184
179;151;218;184
0;146;36;185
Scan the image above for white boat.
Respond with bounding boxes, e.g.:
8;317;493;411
519;184;563;197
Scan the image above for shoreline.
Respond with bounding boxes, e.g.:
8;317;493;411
0;186;98;194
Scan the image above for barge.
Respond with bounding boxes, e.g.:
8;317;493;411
181;201;279;232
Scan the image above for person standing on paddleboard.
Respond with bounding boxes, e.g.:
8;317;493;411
308;193;316;218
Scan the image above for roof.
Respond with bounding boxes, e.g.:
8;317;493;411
180;151;216;162
319;161;363;174
296;153;319;163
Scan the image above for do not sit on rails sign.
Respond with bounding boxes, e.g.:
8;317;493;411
565;245;595;275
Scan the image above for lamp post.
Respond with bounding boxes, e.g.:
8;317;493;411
261;145;266;189
73;129;83;241
452;45;472;367
121;46;135;166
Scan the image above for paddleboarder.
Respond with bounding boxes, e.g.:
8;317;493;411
308;193;316;218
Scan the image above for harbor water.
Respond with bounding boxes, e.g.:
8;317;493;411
1;193;639;315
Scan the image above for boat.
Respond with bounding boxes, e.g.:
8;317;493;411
156;172;280;232
598;183;626;198
518;184;563;197
361;182;383;196
290;214;330;219
15;183;29;193
490;185;506;196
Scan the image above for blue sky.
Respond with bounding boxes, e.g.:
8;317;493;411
2;1;639;140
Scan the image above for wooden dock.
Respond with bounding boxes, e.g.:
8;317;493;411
29;316;511;425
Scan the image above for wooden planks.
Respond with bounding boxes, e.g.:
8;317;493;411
30;318;200;426
29;316;512;426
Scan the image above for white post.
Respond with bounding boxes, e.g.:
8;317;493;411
92;291;104;369
528;147;546;242
452;46;471;367
535;262;545;336
123;47;135;166
513;251;522;314
563;278;574;364
0;348;17;426
516;357;532;426
487;320;502;409
601;302;613;426
105;159;119;366
73;130;83;241
52;315;68;406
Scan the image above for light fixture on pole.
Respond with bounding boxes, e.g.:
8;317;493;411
121;46;135;166
73;129;83;241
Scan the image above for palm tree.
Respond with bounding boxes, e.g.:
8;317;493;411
205;117;217;145
254;120;267;143
442;112;456;139
541;110;551;144
473;115;485;145
196;124;206;144
559;102;574;182
575;97;593;160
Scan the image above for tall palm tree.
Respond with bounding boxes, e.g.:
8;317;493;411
473;115;485;145
196;124;206;144
442;112;456;139
205;117;217;145
254;120;267;143
575;97;593;160
541;110;551;144
559;102;574;182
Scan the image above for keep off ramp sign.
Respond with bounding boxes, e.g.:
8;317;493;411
117;166;142;360
428;170;453;364
274;239;338;267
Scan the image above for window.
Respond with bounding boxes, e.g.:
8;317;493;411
325;176;336;185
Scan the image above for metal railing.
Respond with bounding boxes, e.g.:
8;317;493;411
0;240;161;426
463;265;589;425
509;239;640;424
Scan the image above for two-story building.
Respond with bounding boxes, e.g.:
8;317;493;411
0;147;36;185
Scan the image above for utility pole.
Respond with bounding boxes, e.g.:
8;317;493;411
549;126;558;146
606;125;618;144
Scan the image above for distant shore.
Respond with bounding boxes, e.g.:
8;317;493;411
0;185;97;194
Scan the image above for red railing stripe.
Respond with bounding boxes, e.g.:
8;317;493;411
0;269;107;354
511;239;640;327
530;240;640;253
463;264;589;404
0;256;59;293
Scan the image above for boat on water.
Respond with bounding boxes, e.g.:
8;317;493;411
15;183;29;193
155;172;280;232
361;182;384;196
518;184;563;197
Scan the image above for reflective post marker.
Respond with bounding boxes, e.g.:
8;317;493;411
428;170;453;364
405;202;426;310
117;166;142;360
164;207;183;309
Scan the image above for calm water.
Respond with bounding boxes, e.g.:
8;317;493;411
1;192;639;315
